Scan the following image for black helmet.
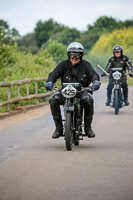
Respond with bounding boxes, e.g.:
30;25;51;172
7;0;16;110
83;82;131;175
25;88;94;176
113;45;123;55
67;42;84;59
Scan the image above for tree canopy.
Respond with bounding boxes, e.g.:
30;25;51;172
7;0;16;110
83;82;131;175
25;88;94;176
90;27;133;55
1;16;133;54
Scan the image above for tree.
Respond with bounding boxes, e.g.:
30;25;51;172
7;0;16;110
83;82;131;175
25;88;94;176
91;16;118;32
10;28;20;39
57;27;81;45
90;27;133;55
34;18;65;47
17;33;39;53
79;16;123;51
43;40;67;63
0;19;9;32
124;19;133;27
0;19;20;46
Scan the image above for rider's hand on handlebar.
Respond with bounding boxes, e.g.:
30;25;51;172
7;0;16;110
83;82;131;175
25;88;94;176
91;80;100;92
101;72;106;77
45;81;53;91
129;73;133;77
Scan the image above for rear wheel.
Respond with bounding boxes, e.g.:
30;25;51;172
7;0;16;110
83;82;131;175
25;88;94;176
114;89;119;115
65;111;73;151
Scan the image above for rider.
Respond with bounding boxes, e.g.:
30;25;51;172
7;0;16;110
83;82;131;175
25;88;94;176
105;45;133;106
45;42;100;139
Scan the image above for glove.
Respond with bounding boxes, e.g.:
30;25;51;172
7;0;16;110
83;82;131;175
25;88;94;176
101;73;106;77
45;81;53;91
92;80;100;92
129;73;133;77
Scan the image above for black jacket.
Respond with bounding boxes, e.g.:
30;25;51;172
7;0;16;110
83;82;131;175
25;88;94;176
47;59;100;87
105;55;133;74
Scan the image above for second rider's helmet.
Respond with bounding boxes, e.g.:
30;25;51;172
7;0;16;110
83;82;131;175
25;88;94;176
113;45;123;56
67;42;84;59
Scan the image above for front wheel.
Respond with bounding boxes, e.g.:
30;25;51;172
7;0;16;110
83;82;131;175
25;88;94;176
65;111;73;151
114;89;119;115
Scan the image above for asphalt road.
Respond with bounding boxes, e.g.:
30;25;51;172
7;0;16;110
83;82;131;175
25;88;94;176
0;84;133;200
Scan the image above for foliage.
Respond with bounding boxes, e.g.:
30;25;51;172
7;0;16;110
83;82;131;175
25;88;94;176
0;41;56;113
34;18;65;48
79;16;119;51
0;19;20;41
0;19;9;32
43;40;67;63
90;27;133;55
17;33;39;54
0;43;18;75
57;27;81;46
79;16;133;51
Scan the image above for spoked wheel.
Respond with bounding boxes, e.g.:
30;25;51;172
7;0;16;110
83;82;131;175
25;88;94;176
65;111;73;151
114;90;119;115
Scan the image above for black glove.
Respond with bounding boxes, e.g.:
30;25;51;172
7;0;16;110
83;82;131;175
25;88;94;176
92;80;100;92
45;82;53;91
129;73;133;77
101;73;106;77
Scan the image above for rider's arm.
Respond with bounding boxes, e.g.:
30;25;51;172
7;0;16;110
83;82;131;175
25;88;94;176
125;56;133;73
47;61;64;83
105;57;114;73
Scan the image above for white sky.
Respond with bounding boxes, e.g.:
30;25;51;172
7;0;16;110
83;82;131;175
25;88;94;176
0;0;133;36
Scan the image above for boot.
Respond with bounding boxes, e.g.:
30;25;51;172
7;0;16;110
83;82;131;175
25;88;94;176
106;99;111;106
84;116;95;138
123;87;129;106
122;84;129;106
106;84;112;106
124;99;130;106
52;117;63;139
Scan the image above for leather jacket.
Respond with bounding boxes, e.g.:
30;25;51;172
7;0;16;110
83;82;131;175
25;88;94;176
47;59;100;87
105;55;133;75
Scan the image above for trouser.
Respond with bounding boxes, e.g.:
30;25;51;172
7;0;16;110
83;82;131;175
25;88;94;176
107;77;128;101
49;91;94;130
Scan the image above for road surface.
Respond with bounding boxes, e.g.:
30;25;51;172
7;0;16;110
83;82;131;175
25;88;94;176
0;83;133;200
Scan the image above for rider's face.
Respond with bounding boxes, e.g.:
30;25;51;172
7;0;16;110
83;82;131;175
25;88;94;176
115;52;121;58
70;52;80;66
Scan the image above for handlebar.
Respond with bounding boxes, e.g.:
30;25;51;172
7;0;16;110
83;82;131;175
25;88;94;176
96;64;129;77
96;64;109;76
53;85;92;93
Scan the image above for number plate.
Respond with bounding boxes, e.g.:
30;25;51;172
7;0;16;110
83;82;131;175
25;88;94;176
62;84;77;98
113;71;122;80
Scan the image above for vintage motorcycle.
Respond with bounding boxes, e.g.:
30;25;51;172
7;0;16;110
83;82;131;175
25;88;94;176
54;83;93;151
96;64;128;115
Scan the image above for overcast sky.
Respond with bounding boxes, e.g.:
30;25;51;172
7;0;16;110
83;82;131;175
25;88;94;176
0;0;133;36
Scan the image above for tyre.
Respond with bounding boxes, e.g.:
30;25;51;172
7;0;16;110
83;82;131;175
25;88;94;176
114;89;119;115
65;111;73;151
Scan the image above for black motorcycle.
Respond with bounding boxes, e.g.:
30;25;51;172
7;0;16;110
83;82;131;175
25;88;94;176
54;83;92;151
96;64;128;115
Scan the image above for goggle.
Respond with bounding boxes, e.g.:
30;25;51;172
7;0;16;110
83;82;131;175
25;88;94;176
69;52;81;59
114;51;121;53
